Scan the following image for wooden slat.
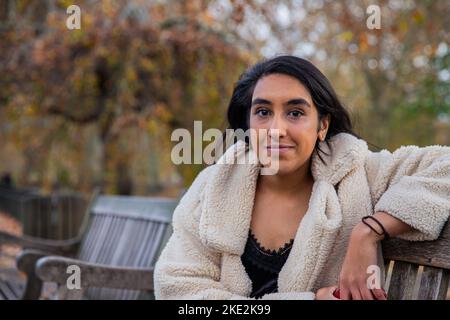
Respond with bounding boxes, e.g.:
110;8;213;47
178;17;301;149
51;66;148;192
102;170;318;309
121;222;155;300
66;195;85;239
57;196;69;240
417;267;450;300
77;215;104;299
136;222;158;267
127;222;166;300
5;280;23;298
92;196;176;222
95;216;129;299
35;198;42;237
116;223;164;300
147;223;166;265
20;198;32;237
45;197;52;238
387;261;419;300
383;259;393;292
120;221;152;300
71;196;87;238
84;215;113;263
382;221;450;270
67;197;74;238
0;281;18;300
99;219;146;300
83;215;115;299
48;194;87;240
78;216;102;260
36;197;48;238
96;216;120;264
123;220;148;266
154;222;173;264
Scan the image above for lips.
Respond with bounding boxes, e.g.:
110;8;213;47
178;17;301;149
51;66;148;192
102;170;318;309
266;145;295;149
266;145;295;154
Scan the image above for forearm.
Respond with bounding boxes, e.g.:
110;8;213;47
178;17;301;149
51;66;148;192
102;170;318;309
352;211;415;242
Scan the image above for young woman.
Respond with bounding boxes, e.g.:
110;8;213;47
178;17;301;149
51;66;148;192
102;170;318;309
154;56;450;300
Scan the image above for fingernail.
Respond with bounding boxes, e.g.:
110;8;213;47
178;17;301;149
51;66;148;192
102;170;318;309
333;288;340;299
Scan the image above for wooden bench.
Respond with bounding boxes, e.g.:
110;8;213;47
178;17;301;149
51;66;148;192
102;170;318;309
382;219;450;300
0;189;87;240
21;193;87;240
0;192;177;299
0;186;40;221
1;192;448;299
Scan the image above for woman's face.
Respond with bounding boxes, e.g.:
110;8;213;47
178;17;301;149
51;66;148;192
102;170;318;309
249;73;330;175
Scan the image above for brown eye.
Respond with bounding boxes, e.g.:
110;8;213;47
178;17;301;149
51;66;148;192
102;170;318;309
288;110;304;118
255;109;270;117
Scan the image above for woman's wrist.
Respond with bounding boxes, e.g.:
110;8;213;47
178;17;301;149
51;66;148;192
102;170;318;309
351;222;384;243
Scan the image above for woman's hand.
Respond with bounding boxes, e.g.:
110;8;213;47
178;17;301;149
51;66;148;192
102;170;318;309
315;286;340;300
338;222;387;300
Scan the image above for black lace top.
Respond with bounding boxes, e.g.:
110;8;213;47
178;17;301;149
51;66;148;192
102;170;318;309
240;230;294;299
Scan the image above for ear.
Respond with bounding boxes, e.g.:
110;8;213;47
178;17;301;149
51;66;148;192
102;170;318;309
317;114;330;141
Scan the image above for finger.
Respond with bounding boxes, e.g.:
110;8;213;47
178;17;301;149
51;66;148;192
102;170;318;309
360;286;374;300
371;288;387;300
330;286;340;300
350;287;362;300
339;286;351;300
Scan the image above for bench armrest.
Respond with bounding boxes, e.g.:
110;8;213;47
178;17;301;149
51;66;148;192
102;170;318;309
15;249;56;299
36;256;154;291
0;230;80;254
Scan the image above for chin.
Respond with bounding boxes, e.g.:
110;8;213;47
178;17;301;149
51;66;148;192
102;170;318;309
263;161;297;176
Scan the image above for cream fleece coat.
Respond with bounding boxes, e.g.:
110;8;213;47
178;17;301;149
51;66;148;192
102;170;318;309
154;133;450;300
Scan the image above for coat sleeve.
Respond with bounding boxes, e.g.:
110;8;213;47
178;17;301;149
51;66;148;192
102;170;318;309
154;166;315;300
365;144;450;241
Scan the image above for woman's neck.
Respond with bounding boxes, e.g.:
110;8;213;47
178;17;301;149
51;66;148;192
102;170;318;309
258;161;314;196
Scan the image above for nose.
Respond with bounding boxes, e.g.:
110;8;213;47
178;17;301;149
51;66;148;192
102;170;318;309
268;114;287;141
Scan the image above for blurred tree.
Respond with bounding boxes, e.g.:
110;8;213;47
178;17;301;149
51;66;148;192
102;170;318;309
0;0;249;193
1;0;448;195
209;0;450;149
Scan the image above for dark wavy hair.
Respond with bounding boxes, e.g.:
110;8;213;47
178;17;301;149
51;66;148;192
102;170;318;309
225;55;360;163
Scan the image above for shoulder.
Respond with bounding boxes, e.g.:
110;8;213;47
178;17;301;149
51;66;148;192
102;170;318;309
364;144;450;174
171;165;216;232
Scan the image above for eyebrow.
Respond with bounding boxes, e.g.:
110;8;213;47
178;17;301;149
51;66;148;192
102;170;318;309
251;98;311;108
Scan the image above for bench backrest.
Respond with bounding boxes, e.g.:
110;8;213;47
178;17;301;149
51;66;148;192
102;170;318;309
382;220;450;300
77;195;177;300
0;190;86;239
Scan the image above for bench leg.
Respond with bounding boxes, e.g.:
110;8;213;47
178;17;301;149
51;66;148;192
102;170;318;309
16;250;48;299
